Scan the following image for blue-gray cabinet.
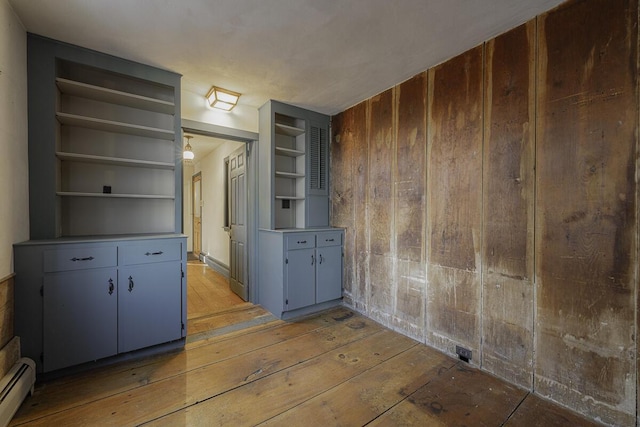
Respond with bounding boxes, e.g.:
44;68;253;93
14;236;186;373
258;100;330;230
43;267;118;372
16;35;186;374
259;229;344;319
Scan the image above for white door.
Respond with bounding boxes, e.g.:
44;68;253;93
229;145;248;300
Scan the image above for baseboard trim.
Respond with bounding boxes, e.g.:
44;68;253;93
204;255;230;278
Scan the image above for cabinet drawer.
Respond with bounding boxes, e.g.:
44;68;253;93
316;231;342;247
119;240;182;265
285;233;315;250
44;246;117;272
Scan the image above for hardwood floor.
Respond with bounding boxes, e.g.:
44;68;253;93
186;259;245;319
10;265;600;426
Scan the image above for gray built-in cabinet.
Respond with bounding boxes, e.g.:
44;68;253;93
258;101;344;319
14;35;186;374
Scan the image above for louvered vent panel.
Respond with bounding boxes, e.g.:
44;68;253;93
310;126;320;190
319;127;327;190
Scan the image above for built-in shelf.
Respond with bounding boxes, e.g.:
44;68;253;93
275;147;305;157
275;123;305;137
275;195;306;201
57;192;174;199
56;112;175;141
56;78;175;115
56;152;175;170
275;171;305;178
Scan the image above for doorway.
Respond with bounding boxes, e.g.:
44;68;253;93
181;120;258;323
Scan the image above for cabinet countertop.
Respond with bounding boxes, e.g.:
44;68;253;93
259;227;344;234
14;233;187;246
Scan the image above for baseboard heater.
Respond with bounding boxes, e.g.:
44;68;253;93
0;358;35;427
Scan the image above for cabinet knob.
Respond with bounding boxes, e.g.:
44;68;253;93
128;276;134;292
108;278;114;295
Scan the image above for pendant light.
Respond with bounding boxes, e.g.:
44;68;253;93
183;135;194;161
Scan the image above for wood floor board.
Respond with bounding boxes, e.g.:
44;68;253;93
258;344;455;426
503;393;602;427
368;361;528;426
187;304;269;335
145;329;419;426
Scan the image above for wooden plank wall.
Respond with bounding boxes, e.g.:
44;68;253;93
0;273;17;378
427;45;484;355
330;0;638;424
535;0;638;424
482;21;536;388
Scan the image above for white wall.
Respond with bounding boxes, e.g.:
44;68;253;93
0;1;28;278
194;140;244;266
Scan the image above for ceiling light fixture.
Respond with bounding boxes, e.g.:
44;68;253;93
206;86;241;111
183;135;194;161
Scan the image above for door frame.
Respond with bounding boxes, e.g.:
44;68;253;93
191;172;202;257
181;119;259;304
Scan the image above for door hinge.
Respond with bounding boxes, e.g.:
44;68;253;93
285;299;288;306
40;352;44;363
181;267;185;278
40;285;44;297
285;258;288;264
181;322;185;331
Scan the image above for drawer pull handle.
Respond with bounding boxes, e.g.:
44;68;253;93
70;256;95;262
108;278;114;295
319;254;324;264
297;240;307;245
128;276;134;292
145;251;164;256
311;254;315;265
326;238;335;242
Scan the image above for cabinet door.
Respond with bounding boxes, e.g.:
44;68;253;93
316;245;343;303
285;248;316;310
118;261;182;353
43;268;118;372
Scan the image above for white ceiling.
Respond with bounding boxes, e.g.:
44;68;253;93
9;0;564;116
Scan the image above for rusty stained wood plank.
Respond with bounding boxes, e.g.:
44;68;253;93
482;20;536;389
367;89;395;322
393;73;427;337
426;45;484;357
368;361;527;426
368;89;395;258
535;0;638;425
395;73;427;264
351;101;370;313
329;109;356;303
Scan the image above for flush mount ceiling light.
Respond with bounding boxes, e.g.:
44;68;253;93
206;86;241;111
183;135;194;161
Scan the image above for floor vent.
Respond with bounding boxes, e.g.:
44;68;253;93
0;358;35;427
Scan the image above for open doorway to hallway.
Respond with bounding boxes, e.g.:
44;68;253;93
182;133;248;329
